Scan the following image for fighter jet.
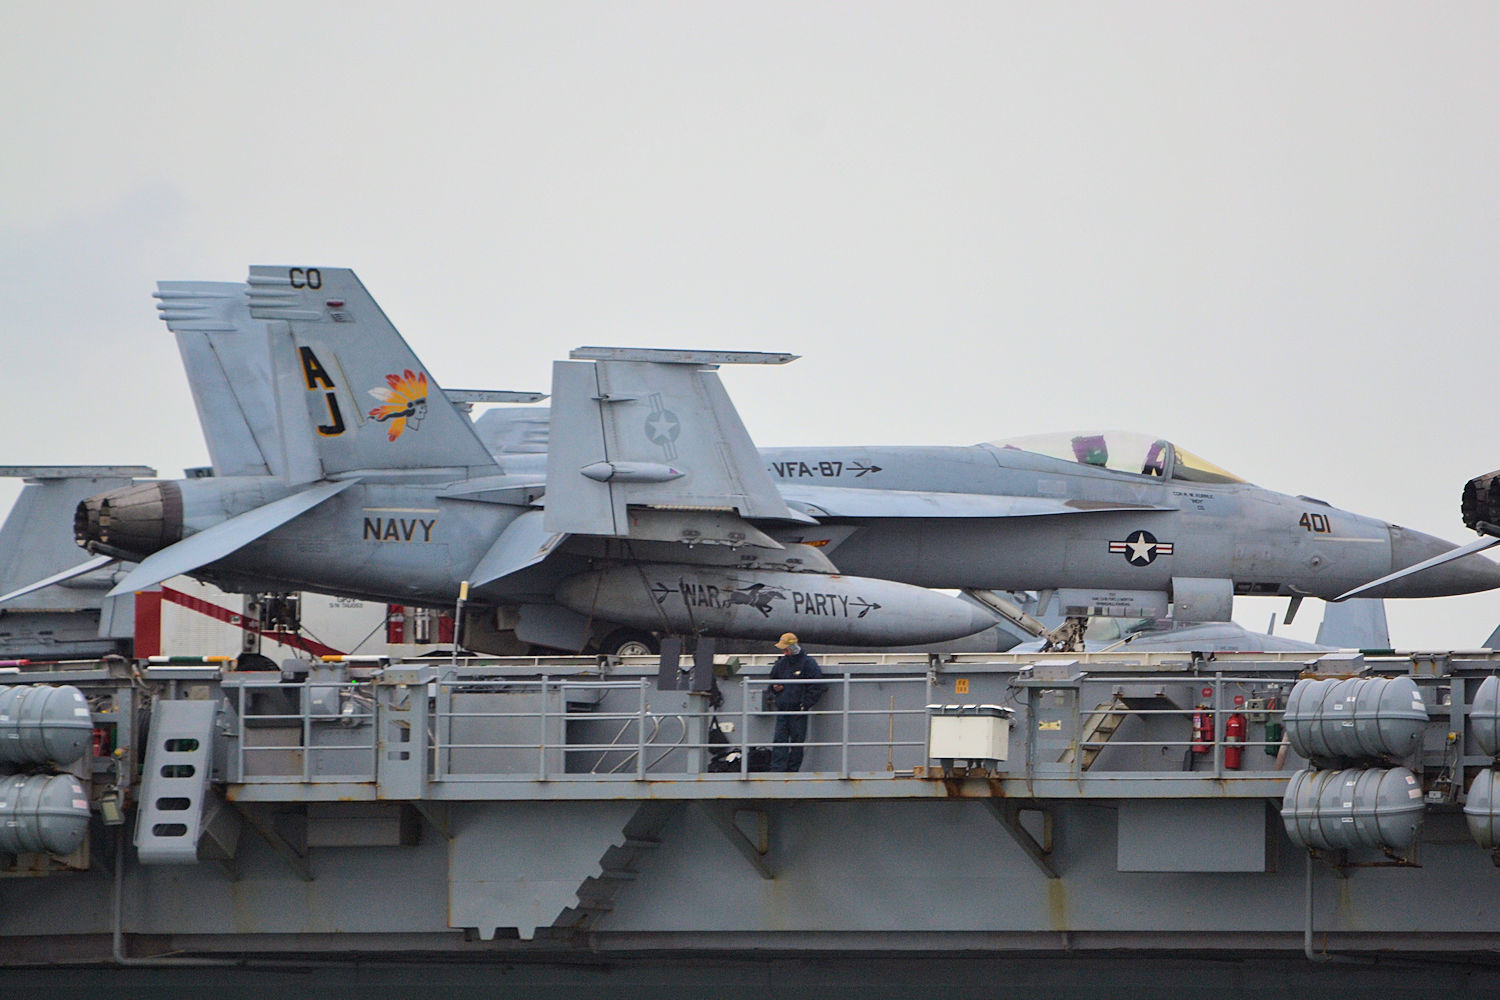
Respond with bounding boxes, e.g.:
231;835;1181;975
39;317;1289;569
7;267;1496;657
0;466;152;659
5;268;998;653
757;429;1500;618
474;410;1500;630
1007;595;1391;655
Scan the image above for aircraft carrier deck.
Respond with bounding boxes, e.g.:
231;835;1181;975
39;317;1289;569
4;647;1500;998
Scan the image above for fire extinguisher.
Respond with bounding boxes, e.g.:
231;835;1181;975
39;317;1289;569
1224;710;1246;770
1191;705;1213;754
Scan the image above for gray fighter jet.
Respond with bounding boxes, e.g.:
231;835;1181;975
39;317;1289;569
5;267;1495;656
0;466;152;659
5;268;998;652
471;410;1498;618
757;428;1500;618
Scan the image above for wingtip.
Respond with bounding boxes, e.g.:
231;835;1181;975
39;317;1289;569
0;554;119;606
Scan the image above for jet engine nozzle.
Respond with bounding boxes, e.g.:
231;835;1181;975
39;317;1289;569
1463;471;1500;535
74;482;184;560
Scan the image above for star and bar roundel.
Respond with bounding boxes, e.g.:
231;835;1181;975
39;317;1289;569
1109;530;1174;566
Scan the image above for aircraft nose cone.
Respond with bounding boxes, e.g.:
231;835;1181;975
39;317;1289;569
967;603;1004;639
1383;526;1500;597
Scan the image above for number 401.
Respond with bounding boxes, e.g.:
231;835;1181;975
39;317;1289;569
1299;512;1331;533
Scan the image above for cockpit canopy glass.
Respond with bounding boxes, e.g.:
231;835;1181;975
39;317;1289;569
1171;445;1246;485
989;431;1247;484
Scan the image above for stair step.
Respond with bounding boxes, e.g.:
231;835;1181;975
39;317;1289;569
621;836;661;849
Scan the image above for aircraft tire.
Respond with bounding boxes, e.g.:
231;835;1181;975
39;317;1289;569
601;629;659;657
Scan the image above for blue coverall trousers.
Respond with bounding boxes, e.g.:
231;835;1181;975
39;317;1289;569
770;711;809;772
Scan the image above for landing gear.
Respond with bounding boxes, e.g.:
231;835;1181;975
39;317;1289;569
600;629;660;657
1041;616;1087;653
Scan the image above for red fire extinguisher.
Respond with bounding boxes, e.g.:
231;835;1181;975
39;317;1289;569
1224;710;1246;769
1191;705;1213;754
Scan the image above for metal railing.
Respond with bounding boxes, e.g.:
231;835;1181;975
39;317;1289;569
226;679;378;783
1023;672;1301;783
216;669;1316;787
428;673;933;782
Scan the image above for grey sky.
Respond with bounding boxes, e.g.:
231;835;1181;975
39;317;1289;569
2;3;1497;646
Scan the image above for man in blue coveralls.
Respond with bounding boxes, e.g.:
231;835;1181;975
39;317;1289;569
767;632;825;772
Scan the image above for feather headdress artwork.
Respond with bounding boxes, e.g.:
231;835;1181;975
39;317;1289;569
368;370;429;441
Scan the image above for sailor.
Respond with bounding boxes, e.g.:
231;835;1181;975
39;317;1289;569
767;632;825;773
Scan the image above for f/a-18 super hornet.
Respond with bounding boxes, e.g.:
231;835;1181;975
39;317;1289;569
4;268;999;653
752;428;1500;625
474;415;1499;634
6;266;1496;655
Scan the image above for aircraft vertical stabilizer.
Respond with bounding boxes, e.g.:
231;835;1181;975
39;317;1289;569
1316;598;1391;650
246;267;499;477
156;282;278;478
544;350;813;537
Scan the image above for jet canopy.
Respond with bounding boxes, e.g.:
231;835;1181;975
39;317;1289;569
990;431;1247;485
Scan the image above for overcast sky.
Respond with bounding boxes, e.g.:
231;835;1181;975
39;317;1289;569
2;2;1497;647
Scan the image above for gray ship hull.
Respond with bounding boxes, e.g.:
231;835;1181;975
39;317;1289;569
3;650;1500;998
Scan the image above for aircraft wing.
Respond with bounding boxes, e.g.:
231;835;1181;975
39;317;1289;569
0;555;118;607
777;484;1176;519
106;479;358;597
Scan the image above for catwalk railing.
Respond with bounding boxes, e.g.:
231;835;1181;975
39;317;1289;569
217;663;1319;797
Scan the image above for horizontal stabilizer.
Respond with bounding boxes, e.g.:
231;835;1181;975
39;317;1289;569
0;555;118;607
467;510;568;587
780;484;1174;519
1337;534;1500;601
107;480;357;596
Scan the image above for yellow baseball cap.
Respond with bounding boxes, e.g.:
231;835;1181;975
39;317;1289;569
776;632;798;649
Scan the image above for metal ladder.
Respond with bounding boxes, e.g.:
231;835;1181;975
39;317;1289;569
1061;695;1127;771
134;700;221;863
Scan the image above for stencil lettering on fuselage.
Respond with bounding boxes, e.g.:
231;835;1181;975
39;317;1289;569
362;509;438;543
648;579;881;619
769;460;882;478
